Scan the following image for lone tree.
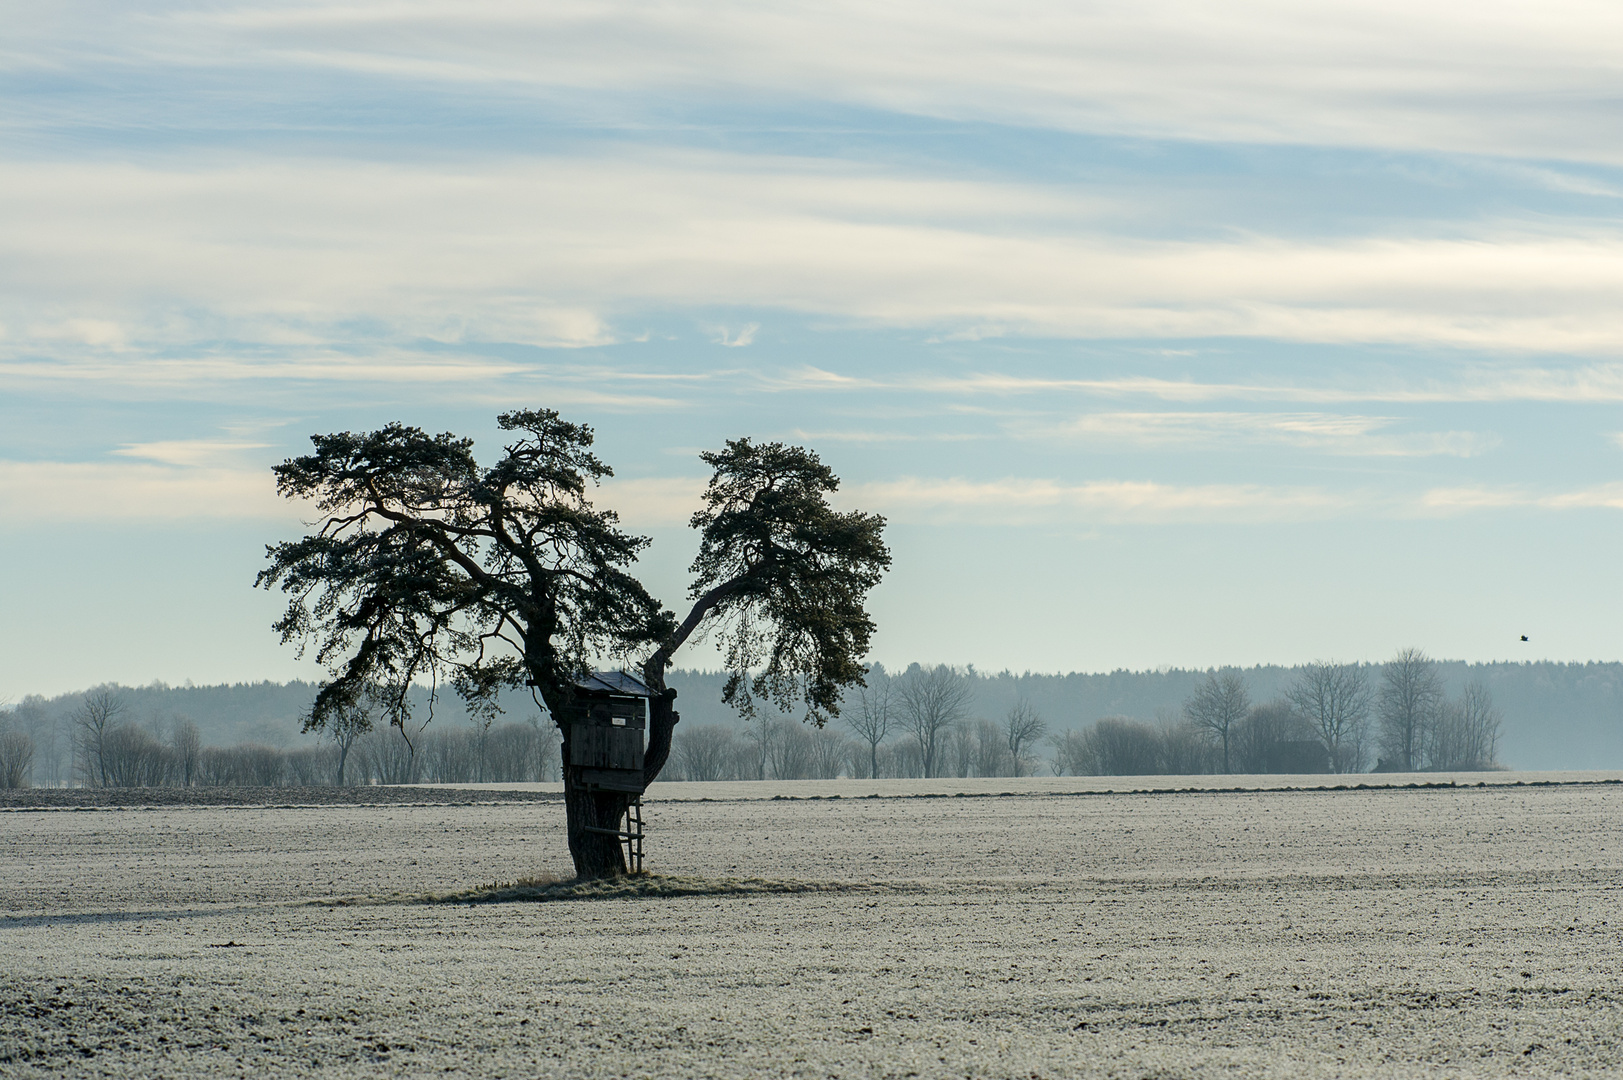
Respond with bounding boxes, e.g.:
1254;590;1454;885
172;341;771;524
1183;672;1249;774
73;688;125;788
1378;647;1443;771
1286;660;1371;773
897;664;973;778
258;410;889;878
326;700;372;787
169;717;202;788
1002;700;1047;777
842;673;895;779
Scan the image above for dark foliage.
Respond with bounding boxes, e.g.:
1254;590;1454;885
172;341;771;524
642;438;890;726
257;410;673;735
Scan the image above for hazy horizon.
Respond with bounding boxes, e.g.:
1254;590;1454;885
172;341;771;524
12;657;1623;773
11;652;1623;704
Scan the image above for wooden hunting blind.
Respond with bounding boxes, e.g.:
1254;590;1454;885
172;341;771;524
561;671;656;794
559;671;657;871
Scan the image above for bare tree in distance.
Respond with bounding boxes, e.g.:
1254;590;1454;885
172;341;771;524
742;719;772;781
809;726;849;779
897;665;973;778
10;697;61;788
970;719;1007;777
946;723;975;777
74;688;125;788
1429;681;1502;770
0;732;33;788
766;718;814;780
1077;716;1163;776
671;725;737;781
170;718;201;788
525;715;562;783
1457;681;1502;768
843;676;895;780
1157;709;1217;775
1003;700;1047;777
1230;700;1321;774
1183;672;1250;773
100;724;171;787
1378;647;1443;771
882;739;924;778
0;703;33;788
1287;661;1372;773
325;699;373;786
1050;729;1088;776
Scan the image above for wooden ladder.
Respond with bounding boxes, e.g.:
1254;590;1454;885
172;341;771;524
582;796;644;873
624;796;644;873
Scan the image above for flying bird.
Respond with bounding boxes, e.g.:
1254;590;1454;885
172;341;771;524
1520;635;1529;642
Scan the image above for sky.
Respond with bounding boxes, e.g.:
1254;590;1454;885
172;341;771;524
5;0;1623;697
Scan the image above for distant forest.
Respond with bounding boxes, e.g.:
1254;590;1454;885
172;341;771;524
3;660;1621;787
673;660;1623;771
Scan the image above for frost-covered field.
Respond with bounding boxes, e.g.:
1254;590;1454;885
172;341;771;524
3;777;1622;1077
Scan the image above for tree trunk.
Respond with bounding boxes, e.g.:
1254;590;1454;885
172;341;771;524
558;720;634;879
562;774;631;879
642;689;678;789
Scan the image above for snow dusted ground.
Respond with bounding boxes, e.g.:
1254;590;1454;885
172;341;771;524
3;776;1621;1077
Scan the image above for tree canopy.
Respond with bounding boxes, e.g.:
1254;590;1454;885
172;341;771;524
257;410;672;735
643;438;889;724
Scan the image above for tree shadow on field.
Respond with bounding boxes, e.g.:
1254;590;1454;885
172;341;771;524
317;873;927;907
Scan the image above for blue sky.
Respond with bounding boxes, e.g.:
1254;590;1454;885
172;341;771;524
6;0;1623;696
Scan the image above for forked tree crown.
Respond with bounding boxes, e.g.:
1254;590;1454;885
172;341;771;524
257;410;890;743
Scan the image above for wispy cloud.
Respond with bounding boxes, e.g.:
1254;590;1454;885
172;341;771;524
14;457;1623;528
10;155;1623;373
0;350;531;387
597;476;708;527
42;0;1623;164
597;470;1361;526
1493;164;1623;199
113;440;271;467
1044;412;1497;457
0;348;691;412
0;460;292;523
846;476;1352;524
1419;482;1623;514
709;322;760;348
872;365;1623;406
787;429;988;444
852;475;1623;523
0;455;698;526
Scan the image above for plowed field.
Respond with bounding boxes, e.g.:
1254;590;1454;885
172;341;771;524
3;778;1620;1077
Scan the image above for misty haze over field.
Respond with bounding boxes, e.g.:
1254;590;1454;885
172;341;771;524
7;660;1620;775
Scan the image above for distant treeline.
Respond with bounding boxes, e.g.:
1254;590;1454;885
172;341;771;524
668;659;1622;772
662;650;1503;780
0;688;559;790
4;654;1620;787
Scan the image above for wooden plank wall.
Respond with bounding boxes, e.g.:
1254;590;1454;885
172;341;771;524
568;724;645;770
